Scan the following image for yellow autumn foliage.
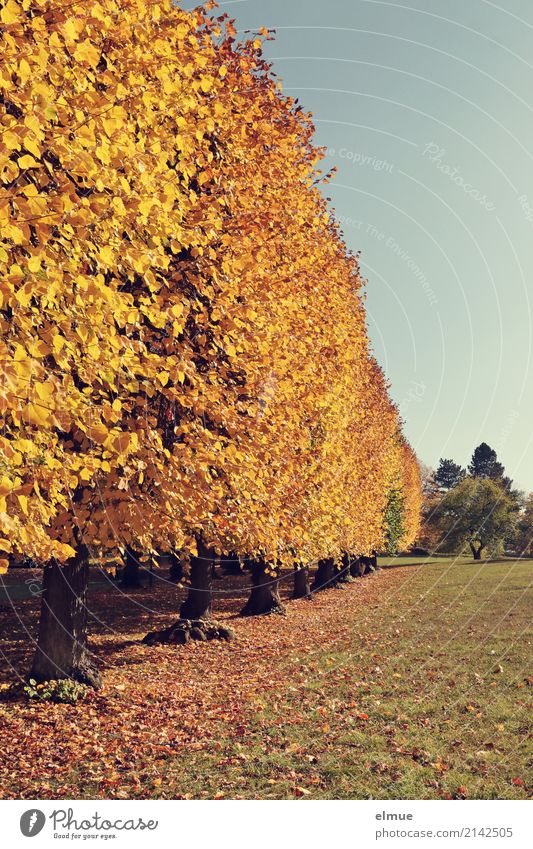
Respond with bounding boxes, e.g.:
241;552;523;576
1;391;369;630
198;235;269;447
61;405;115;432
0;0;420;567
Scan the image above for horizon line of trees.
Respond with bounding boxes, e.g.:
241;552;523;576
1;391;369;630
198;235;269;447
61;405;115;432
420;442;530;560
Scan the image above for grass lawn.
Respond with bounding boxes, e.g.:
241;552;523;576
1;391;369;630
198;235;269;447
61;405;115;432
0;556;531;799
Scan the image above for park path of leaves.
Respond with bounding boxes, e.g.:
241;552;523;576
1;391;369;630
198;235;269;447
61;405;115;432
0;566;396;799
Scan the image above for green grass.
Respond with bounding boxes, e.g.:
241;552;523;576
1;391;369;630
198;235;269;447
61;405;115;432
1;555;530;799
154;556;532;799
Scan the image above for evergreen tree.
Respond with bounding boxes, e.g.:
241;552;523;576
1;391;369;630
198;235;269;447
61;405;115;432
469;443;503;480
435;458;465;491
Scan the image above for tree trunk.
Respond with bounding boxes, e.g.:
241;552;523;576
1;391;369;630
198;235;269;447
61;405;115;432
337;553;354;584
470;543;483;560
179;540;213;621
292;564;311;599
30;547;101;689
121;548;143;588
350;556;365;578
311;557;336;591
240;561;284;616
220;552;242;575
168;552;183;583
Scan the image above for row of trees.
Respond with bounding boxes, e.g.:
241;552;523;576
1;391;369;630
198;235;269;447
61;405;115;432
421;443;528;559
0;0;421;688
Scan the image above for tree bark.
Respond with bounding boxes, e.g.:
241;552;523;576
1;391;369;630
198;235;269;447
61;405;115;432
220;552;242;575
168;552;183;583
470;543;483;560
121;548;143;588
179;539;213;621
240;561;284;616
337;553;354;584
311;557;336;591
30;546;101;689
350;556;365;578
292;564;311;599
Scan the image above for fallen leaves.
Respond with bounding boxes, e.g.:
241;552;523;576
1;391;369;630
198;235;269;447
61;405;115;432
293;786;310;797
0;559;530;802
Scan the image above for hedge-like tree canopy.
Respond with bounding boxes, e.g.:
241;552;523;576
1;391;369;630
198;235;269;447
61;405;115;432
0;0;420;571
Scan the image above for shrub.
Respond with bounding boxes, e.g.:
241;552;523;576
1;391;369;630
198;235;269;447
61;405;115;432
24;679;88;704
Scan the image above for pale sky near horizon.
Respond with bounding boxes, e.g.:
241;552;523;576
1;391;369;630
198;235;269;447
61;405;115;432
190;0;533;492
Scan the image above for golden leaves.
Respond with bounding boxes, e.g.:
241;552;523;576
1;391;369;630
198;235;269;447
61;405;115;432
0;0;420;567
17;154;39;169
200;75;215;93
73;39;101;68
0;476;13;497
18;58;31;85
27;256;42;273
169;303;184;319
98;245;114;265
87;424;109;445
95;144;111;165
0;0;20;25
112;431;136;455
21;402;53;427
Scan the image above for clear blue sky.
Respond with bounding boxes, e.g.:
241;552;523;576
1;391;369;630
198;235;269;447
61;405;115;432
191;0;533;492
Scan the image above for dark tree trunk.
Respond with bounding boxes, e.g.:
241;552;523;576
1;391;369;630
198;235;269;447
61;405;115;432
292;564;311;599
470;543;483;560
30;547;101;689
311;557;336;591
337;553;354;584
220;552;242;575
168;552;183;583
179;540;213;621
240;561;284;616
121;548;143;588
350;556;365;578
360;554;377;575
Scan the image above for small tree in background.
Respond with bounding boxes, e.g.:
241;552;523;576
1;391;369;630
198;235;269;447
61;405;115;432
416;463;440;551
469;443;516;495
384;488;405;554
435;458;465;491
515;493;533;556
468;443;505;480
